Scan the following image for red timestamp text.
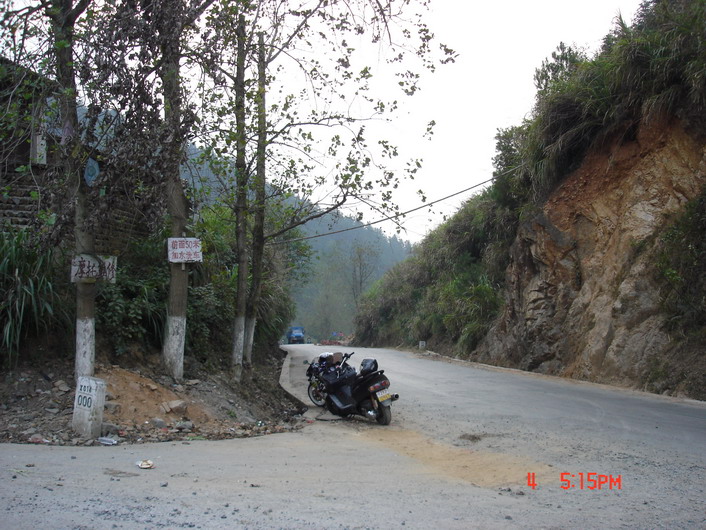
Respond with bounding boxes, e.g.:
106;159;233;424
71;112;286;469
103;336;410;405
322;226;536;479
526;472;622;490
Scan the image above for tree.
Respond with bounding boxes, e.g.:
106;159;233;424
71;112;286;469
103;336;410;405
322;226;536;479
196;0;455;376
80;0;218;380
1;0;98;379
50;0;96;380
152;0;217;381
244;31;268;366
346;240;381;310
532;41;586;94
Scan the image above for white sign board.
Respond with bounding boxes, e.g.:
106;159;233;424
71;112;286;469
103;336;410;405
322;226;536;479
167;237;203;263
71;376;106;439
71;254;116;283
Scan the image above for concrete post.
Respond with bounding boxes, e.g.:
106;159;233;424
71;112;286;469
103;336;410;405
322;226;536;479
71;376;106;439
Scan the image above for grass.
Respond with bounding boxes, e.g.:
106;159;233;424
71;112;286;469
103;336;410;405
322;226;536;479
0;228;68;368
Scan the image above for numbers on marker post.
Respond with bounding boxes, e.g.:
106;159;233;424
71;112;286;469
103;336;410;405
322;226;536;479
76;394;93;408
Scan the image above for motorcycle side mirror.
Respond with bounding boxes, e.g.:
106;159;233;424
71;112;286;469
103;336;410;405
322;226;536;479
303;360;309;365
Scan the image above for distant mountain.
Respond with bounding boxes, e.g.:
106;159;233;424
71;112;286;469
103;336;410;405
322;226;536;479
291;212;411;342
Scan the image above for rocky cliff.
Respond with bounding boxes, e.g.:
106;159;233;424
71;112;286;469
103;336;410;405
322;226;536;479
474;120;705;398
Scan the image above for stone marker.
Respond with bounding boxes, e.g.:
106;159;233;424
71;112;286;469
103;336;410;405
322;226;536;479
71;376;107;438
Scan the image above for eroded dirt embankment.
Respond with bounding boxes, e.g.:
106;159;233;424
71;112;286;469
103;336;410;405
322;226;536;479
474;120;706;398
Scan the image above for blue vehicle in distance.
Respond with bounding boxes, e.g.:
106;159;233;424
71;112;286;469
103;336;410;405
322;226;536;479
286;326;305;344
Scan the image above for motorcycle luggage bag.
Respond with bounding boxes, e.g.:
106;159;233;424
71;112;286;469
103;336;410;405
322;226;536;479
318;351;343;366
321;365;356;390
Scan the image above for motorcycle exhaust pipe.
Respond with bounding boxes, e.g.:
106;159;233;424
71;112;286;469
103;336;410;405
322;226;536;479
391;393;400;401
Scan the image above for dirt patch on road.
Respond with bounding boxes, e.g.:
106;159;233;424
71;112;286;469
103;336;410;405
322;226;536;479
358;427;555;488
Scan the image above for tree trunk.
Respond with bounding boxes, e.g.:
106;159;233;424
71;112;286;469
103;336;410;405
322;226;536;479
163;185;189;381
244;33;268;367
231;14;249;381
243;316;256;366
160;40;189;381
49;0;95;380
74;188;96;379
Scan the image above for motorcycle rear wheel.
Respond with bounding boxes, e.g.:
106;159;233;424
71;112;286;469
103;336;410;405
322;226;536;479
376;404;392;425
307;382;326;407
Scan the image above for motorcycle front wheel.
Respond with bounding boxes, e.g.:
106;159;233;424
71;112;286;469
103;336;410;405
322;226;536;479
307;382;326;407
376;404;392;425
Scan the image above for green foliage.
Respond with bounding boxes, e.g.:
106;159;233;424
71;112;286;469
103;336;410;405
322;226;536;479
0;228;69;368
490;124;533;209
185;207;239;364
656;188;706;333
191;205;239;288
186;281;235;365
355;0;705;354
533;42;587;94
253;279;296;353
525;0;706;197
354;259;416;345
95;213;237;361
187;205;300;361
439;273;502;353
291;215;410;341
90;203;300;364
96;236;168;356
354;199;506;351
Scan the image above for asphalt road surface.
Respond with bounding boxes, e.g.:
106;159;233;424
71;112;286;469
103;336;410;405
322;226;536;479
1;344;704;529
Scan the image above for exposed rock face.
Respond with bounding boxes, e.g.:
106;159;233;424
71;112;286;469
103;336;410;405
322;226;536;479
474;121;705;394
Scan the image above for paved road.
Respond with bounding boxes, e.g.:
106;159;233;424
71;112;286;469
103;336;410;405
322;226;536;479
283;345;706;528
1;344;704;529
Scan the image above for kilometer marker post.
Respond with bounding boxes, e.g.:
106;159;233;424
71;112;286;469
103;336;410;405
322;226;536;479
71;376;107;438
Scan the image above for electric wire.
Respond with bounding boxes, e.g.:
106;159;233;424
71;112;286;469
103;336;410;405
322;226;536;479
268;176;495;245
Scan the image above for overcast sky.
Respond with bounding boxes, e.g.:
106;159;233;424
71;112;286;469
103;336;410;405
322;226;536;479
368;0;645;243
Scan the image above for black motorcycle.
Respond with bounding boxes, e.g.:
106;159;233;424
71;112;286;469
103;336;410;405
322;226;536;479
307;351;398;425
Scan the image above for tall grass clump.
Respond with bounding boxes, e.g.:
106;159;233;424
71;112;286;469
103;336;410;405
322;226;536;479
526;0;706;198
0;228;68;368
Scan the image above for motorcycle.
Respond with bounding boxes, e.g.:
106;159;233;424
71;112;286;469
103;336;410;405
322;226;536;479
307;351;399;425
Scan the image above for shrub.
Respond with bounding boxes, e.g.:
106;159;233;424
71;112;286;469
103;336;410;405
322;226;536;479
0;228;69;367
657;188;706;334
186;280;235;365
96;236;168;356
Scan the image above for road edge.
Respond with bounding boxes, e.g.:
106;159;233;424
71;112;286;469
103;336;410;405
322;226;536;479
278;346;309;411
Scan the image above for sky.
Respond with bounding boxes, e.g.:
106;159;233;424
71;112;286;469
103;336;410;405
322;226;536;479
368;0;645;243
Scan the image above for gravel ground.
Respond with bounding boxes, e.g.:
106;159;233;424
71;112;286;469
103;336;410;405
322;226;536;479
0;352;304;446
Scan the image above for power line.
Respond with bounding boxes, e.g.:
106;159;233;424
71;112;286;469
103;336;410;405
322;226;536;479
269;176;495;245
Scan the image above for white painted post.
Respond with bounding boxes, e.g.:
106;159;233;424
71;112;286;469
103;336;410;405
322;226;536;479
75;318;95;379
71;376;106;439
163;315;186;381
